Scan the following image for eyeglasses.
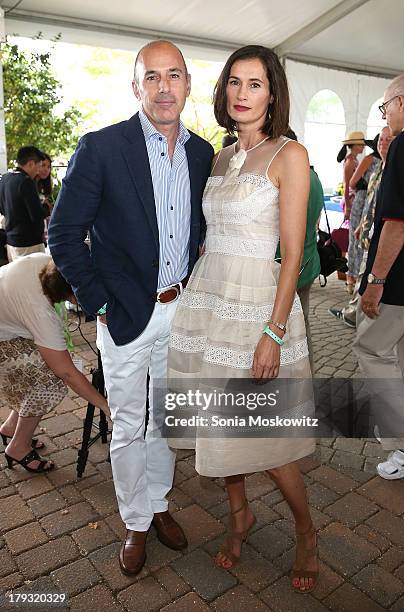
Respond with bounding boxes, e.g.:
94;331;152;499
379;95;403;115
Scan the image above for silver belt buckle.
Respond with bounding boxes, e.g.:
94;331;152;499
156;283;180;304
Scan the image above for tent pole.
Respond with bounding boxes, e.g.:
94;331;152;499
0;7;7;173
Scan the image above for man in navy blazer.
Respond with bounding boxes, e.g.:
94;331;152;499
49;40;213;575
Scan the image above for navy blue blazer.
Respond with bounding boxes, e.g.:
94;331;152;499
48;112;214;345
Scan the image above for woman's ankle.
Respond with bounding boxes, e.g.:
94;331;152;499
295;520;314;535
5;441;32;458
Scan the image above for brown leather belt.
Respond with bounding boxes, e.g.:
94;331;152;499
154;277;188;304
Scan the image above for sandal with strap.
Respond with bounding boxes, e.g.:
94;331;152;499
215;499;256;569
1;432;45;450
291;524;318;593
5;449;54;473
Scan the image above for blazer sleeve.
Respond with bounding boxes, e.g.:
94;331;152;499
48;134;109;314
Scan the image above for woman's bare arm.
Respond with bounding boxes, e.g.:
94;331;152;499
343;157;356;198
271;141;310;324
252;141;310;379
37;346;110;416
349;154;372;190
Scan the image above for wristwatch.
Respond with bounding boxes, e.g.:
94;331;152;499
367;273;386;285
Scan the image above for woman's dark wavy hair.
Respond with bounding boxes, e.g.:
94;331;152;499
337;144;354;163
39;260;73;305
213;45;289;139
37;153;52;198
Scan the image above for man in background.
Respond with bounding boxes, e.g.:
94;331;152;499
354;75;404;479
0;146;48;262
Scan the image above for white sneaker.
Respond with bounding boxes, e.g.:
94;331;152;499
377;450;404;480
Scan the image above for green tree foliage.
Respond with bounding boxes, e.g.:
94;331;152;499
2;41;82;164
182;59;225;152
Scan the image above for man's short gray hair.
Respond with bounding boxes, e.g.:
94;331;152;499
386;74;404;98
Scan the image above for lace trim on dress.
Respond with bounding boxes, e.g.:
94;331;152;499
206;173;277;190
204;190;272;225
170;334;207;353
207;176;224;187
170;334;309;368
205;235;278;259
236;173;276;189
205;339;309;368
180;291;303;321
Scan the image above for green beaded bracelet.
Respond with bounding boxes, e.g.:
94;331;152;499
97;303;107;316
263;325;284;346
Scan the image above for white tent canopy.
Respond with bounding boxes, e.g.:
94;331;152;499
1;0;403;173
2;0;404;74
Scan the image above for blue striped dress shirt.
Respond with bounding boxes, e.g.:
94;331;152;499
139;110;191;290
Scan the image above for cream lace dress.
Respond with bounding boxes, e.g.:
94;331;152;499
168;137;315;477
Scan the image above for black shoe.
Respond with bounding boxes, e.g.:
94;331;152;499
5;449;54;473
328;307;356;329
1;432;45;450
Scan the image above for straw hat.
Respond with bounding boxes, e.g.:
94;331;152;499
342;131;366;145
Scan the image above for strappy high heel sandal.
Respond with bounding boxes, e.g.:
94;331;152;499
215;499;256;569
291;524;319;593
5;449;54;473
1;432;45;450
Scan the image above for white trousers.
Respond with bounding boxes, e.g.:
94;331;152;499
97;301;178;531
354;300;404;451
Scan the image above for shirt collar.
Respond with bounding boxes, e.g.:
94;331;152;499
139;109;190;146
14;167;30;177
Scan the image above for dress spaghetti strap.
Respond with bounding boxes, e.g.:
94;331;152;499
211;149;223;173
265;137;291;175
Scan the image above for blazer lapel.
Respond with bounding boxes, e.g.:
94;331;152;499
121;114;159;249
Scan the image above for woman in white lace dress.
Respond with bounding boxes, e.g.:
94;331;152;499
168;46;318;592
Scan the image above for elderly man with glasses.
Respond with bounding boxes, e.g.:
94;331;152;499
354;75;404;480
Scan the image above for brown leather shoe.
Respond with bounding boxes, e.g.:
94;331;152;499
119;529;147;576
152;511;187;550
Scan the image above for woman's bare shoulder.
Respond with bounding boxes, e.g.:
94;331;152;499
276;139;309;165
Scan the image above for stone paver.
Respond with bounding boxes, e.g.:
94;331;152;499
117;577;171;611
27;489;67;518
173;549;238;601
16;536;79;580
260;575;329;611
212;584;270;610
40;501;98;537
0;495;34;533
324;582;385;611
1;276;404;609
71;519;116;554
4;522;49;554
161;592;211;611
70;584;123;612
324;491;379;528
351;564;403;608
319;522;379;577
51;558;102;597
154;566;190;599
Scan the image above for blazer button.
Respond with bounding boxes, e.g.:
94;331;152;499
152;260;158;268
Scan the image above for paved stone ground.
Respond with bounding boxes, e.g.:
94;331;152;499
1;274;404;611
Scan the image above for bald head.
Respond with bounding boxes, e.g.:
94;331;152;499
131;39;191;132
134;40;188;82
